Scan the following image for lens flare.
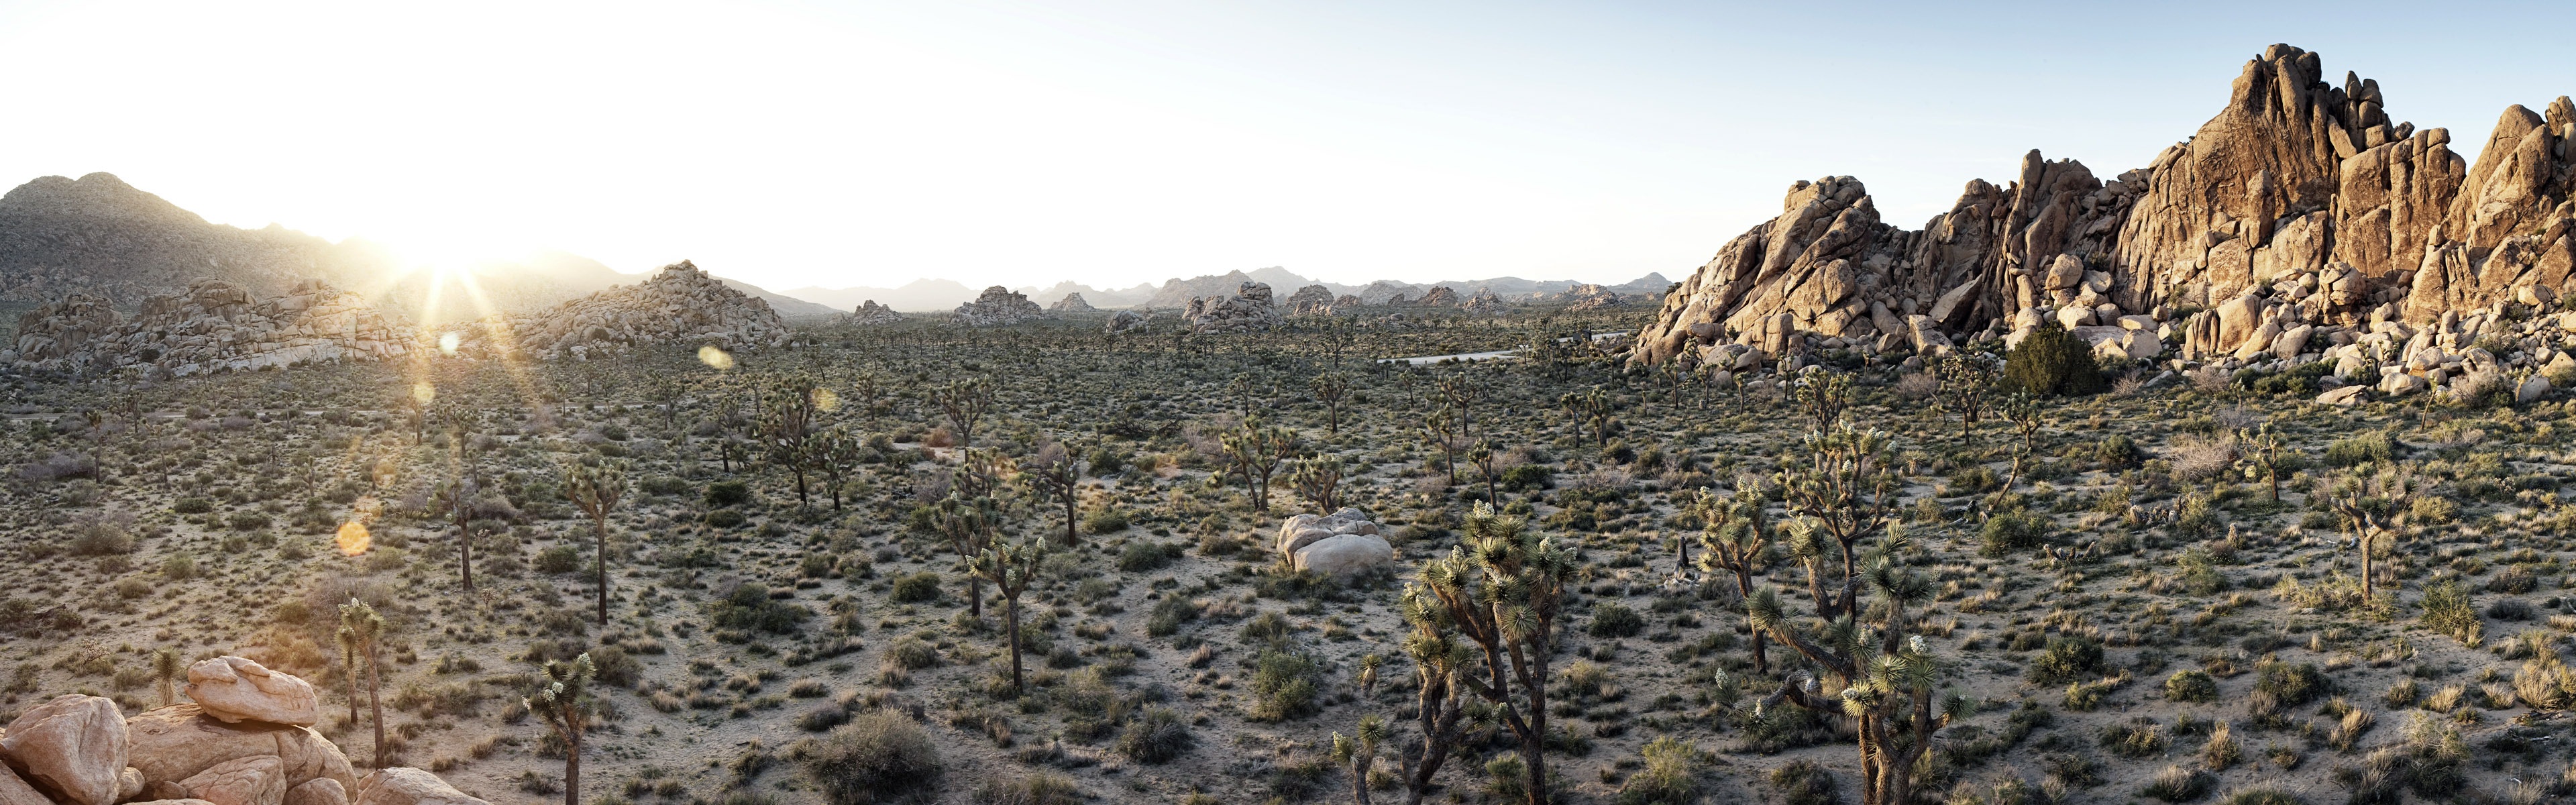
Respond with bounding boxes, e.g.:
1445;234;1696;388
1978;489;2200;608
335;521;372;556
438;331;461;356
698;345;735;370
412;382;436;405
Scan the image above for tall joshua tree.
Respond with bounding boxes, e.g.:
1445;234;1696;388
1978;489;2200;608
928;494;1002;617
1688;484;1774;674
1772;425;1900;621
1412;503;1572;805
1309;372;1352;435
2324;468;2416;602
1021;441;1083;546
337;598;387;768
1395;578;1478;805
562;461;627;625
936;376;994;447
759;373;822;507
526;653;596;805
969;537;1049;695
1221;415;1299;513
1748;544;1968;805
430;476;478;592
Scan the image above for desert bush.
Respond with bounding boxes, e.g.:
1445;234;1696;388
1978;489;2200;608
708;584;808;635
2253;661;2328;708
1113;707;1194;764
706;481;752;508
1116;542;1180;572
1978;511;2051;557
2029;635;2105;686
2002;321;2105;396
2094;434;2143;470
1614;736;1699;805
890;573;941;603
1080;509;1129;535
969;773;1079;805
2420;580;2482;645
1247;649;1321;721
804;710;943;805
172;498;214;514
705;509;747;529
1589;602;1645;638
2141;765;2212;802
2324;432;2394;467
2165;669;2217;702
1768;759;1839;805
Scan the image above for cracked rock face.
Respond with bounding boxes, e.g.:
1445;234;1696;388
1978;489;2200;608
952;286;1046;327
1634;44;2576;368
1185;282;1282;333
184;657;319;728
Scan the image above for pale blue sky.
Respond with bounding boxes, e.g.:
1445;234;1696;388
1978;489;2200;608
0;0;2568;291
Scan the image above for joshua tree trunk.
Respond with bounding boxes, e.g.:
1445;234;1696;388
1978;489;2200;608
368;647;386;768
594;516;610;625
563;731;580;805
1005;596;1023;693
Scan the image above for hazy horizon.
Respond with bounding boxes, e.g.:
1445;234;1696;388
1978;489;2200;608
3;1;2572;293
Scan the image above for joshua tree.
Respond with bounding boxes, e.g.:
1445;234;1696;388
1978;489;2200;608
1748;543;1968;805
1418;406;1462;485
2324;469;2416;602
1220;415;1299;513
2242;423;2288;502
1330;714;1389;805
1021;441;1083;546
1688;484;1774;674
1309;372;1352;435
759;373;823;507
335;627;360;726
1792;372;1852;431
429;476;478;592
525;653;596;805
807;426;863;511
561;461;627;625
1287;456;1346;513
1395;576;1477;805
1773;425;1901;621
1411;503;1572;805
152;647;182;707
935;376;994;447
337;598;387;768
1934;353;1998;438
1468;441;1501;506
928;494;1002;617
969;537;1049;695
1436;373;1481;437
1998;392;2043;486
1558;387;1613;447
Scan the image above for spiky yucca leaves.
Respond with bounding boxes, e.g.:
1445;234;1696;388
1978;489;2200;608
969;537;1050;695
1772;425;1900;621
526;653;597;805
1412;503;1573;805
927;493;1004;618
1747;543;1968;805
1687;484;1773;674
1397;577;1481;805
2323;468;2416;602
1330;714;1390;805
1220;414;1300;513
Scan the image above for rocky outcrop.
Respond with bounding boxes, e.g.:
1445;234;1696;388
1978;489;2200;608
1557;284;1625;310
0;173;374;305
176;757;284;805
7;280;412;376
1049;293;1095;313
1461;287;1504;313
184;658;317;728
0;695;127;805
1283;284;1334;315
350;769;482;805
849;300;902;325
125;705;352;797
1185;282;1282;333
1104;310;1147;333
1275;508;1391;577
1635;44;2576;368
429;261;788;361
1415;286;1459;307
951;286;1046;327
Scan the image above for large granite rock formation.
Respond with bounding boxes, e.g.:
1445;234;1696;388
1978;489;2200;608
6;279;411;376
1185;282;1282;333
952;286;1046;326
1275;508;1392;577
849;300;902;325
1461;287;1505;313
1414;286;1459;307
1283;284;1334;315
1558;284;1625;310
1049;293;1095;313
437;260;787;360
1635;44;2576;368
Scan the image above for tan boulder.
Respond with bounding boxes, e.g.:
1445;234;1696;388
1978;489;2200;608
1291;534;1394;577
0;694;129;805
2043;254;2085;290
0;763;48;805
178;757;286;805
125;706;353;794
353;769;488;805
125;800;219;805
186;657;319;727
284;780;347;805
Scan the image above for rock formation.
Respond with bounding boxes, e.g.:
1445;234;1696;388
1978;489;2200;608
6;279;411;376
1414;286;1459;307
1049;293;1095;313
1184;282;1283;333
434;260;788;360
951;286;1046;327
1557;284;1625;310
1283;284;1334;315
1634;44;2576;378
0;173;376;305
849;300;902;325
0;661;471;805
1104;309;1148;333
1461;287;1505;313
1275;508;1392;577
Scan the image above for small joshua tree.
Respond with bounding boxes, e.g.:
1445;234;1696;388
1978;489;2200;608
337;598;387;767
1559;386;1613;447
1220;415;1299;513
1748;543;1970;805
969;537;1049;694
936;375;994;447
152;647;182;707
1021;441;1083;546
1688;484;1773;674
2324;468;2416;602
1287;456;1346;513
525;653;596;805
429;476;478;592
1309;372;1352;435
561;461;627;625
928;494;1002;617
1330;714;1389;805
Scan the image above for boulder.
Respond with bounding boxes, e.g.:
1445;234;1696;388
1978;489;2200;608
284;780;347;805
0;763;48;805
178;756;286;805
2043;254;2085;290
2519;374;2553;405
1291;534;1393;577
125;706;353;795
1104;310;1147;334
0;695;128;805
2317;385;2369;406
185;657;319;727
1185;283;1283;333
352;769;487;805
848;301;902;325
2381;372;2428;397
952;286;1048;327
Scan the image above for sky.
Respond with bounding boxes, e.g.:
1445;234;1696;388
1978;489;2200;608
0;1;2571;293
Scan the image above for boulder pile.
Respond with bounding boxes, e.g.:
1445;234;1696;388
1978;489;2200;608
849;300;902;325
5;279;411;376
1185;282;1282;333
1633;44;2576;384
1460;287;1505;314
1283;285;1335;316
0;657;486;805
1104;310;1148;334
1049;293;1095;313
1558;284;1625;310
1414;286;1459;307
952;286;1046;327
434;260;788;360
1275;508;1392;576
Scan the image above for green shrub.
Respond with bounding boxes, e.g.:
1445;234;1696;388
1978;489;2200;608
969;772;1079;805
172;498;214;515
2002;321;2106;396
1768;759;1839;805
1614;736;1699;805
227;512;271;531
2141;765;2212;802
2028;636;2105;686
1145;596;1199;637
2165;669;2217;702
1978;511;2051;557
1116;542;1180;572
1113;707;1194;764
2324;432;2394;468
1589;602;1646;638
535;545;582;574
890;573;941;604
2094;435;2142;470
804;710;943;805
706;480;751;508
1081;509;1130;535
708;584;808;635
1501;465;1554;492
2421;580;2481;645
1247;650;1321;722
704;509;747;529
1947;465;2002;496
641;477;691;496
2252;661;2328;708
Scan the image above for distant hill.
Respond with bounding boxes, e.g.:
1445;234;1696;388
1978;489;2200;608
780;278;979;313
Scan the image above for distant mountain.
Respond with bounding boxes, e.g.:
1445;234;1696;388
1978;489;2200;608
1133;267;1670;309
718;278;841;319
0;172;380;304
1012;280;1157;309
780;278;979;313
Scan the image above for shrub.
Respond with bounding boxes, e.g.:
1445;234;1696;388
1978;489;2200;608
2029;636;2105;686
1589;602;1646;638
2141;765;2212;802
798;704;851;732
1247;650;1321;722
172;498;215;515
704;509;747;529
1116;542;1179;572
1768;760;1839;805
1500;464;1554;492
969;773;1079;805
1946;465;2002;496
2324;431;2394;467
706;481;752;508
2094;434;2143;470
2253;661;2328;708
2165;669;2217;702
1081;509;1130;535
804;710;943;805
890;573;942;604
2002;321;2106;396
68;525;133;557
2421;580;2482;645
1113;707;1194;764
535;545;583;575
1978;511;2051;557
708;584;808;635
1614;736;1699;805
